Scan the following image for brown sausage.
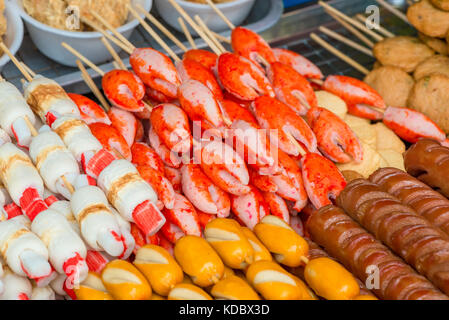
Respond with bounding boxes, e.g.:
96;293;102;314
288;238;375;297
307;205;448;300
370;167;449;236
337;179;449;295
403;139;449;198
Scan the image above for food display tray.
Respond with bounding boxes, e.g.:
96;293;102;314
1;0;283;92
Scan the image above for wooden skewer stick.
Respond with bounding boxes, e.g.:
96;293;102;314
376;0;411;25
211;31;231;44
135;4;188;52
101;37;127;70
194;15;227;54
205;0;235;30
20;63;36;78
178;17;197;49
62;42;105;76
355;14;395;38
167;0;222;55
76;59;111;111
326;9;374;48
0;42;33;82
23;115;38;137
82;17;134;55
285;132;307;157
310;33;369;75
318;26;373;57
61;176;75;195
111;147;125;160
91;11;136;50
127;5;181;62
319;1;384;42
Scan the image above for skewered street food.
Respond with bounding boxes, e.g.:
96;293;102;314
413;55;449;80
373;36;434;73
364;66;415;108
407;0;449;38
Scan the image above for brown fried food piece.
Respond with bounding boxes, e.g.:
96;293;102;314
340;170;363;182
0;0;6;36
418;32;448;55
407;73;449;133
414;55;449;80
431;0;449;11
67;0;130;29
373;36;434;73
407;0;449;38
23;0;68;30
364;66;415;108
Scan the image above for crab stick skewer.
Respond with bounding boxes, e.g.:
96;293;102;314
0;267;32;300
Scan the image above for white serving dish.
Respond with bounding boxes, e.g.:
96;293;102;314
12;0;152;67
0;1;24;71
155;0;256;34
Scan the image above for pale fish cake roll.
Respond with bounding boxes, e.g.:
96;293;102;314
29;128;80;199
75;271;113;300
24;76;80;122
167;283;212;300
254;215;308;267
304;257;360;300
134;244;183;296
204;218;254;269
101;259;152;300
246;260;315;300
241;227;272;262
174;235;224;287
211;275;260;300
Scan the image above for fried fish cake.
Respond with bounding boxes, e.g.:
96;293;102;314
418;32;448;55
431;0;449;11
373;36;434;73
407;73;449;133
364;66;415;108
407;0;449;38
413;55;449;80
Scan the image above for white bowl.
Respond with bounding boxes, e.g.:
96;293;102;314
155;0;256;34
13;0;152;67
0;1;24;71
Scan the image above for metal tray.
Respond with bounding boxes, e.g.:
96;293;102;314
1;0;283;92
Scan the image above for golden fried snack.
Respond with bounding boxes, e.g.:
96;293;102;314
174;235;224;287
167;283;213;300
204;218;254;269
372;61;383;70
241;227;273;263
373;36;434;73
211;275;260;300
408;73;449;132
246;261;316;300
418;33;448;55
304;257;360;300
407;0;449;38
378;149;405;171
414;55;449;80
253;215;308;267
364;66;415;108
134;244;184;296
101;260;152;300
75;272;114;300
431;0;449;11
372;123;406;154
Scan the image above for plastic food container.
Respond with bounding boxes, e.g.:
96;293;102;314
155;0;256;34
0;1;24;71
12;0;152;67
